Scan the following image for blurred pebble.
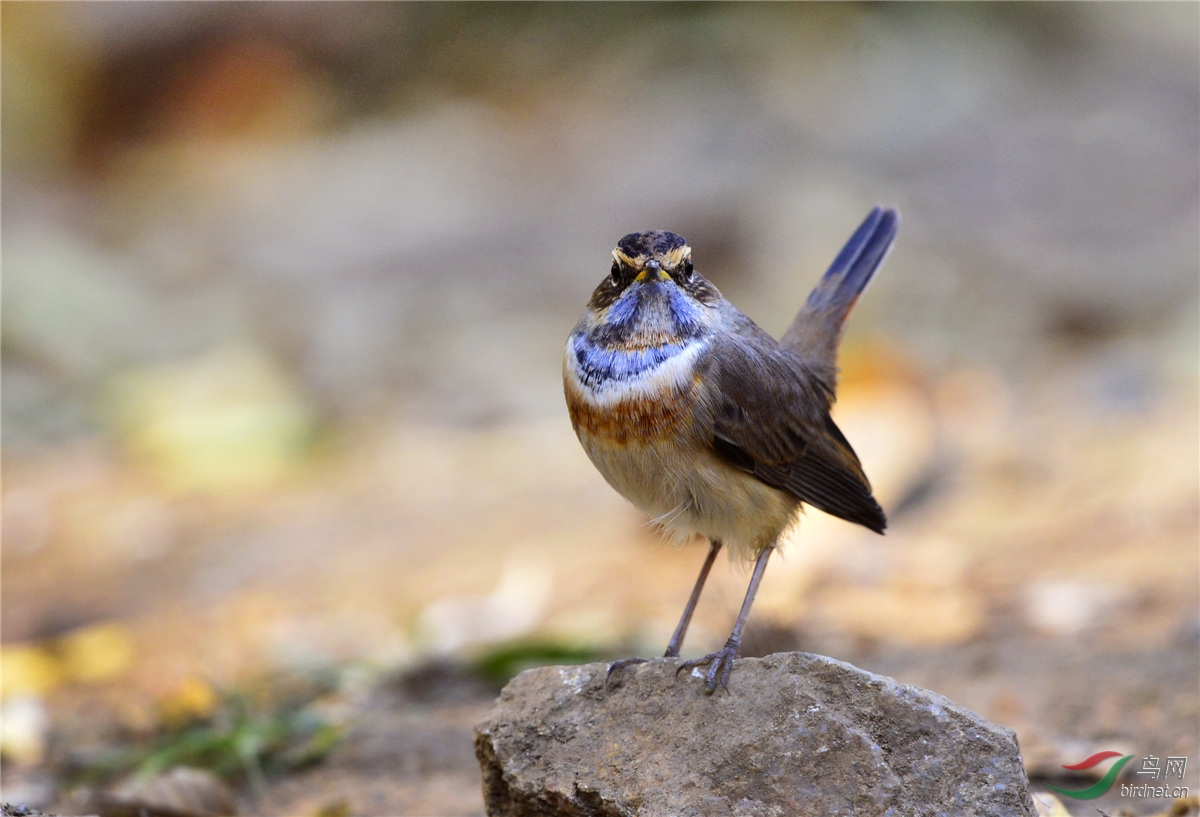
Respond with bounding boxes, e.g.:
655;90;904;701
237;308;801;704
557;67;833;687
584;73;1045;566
106;345;316;494
416;558;552;655
0;645;62;699
99;766;235;817
158;677;218;729
0;774;59;813
58;622;135;684
1024;578;1126;637
1031;792;1070;816
0;697;49;766
308;800;351;817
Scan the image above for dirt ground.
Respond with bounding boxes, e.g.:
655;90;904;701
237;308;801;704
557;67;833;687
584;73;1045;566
3;360;1197;816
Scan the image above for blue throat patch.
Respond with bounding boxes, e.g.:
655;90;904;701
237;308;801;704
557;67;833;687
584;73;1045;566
571;338;696;390
571;281;711;391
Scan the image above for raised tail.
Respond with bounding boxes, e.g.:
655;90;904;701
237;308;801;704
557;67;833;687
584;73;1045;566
781;206;899;384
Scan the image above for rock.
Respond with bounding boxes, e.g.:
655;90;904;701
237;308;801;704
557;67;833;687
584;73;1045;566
474;652;1035;817
94;767;236;817
2;806;69;817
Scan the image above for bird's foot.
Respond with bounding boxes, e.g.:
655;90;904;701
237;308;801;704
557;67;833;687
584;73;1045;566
605;656;648;690
675;639;739;693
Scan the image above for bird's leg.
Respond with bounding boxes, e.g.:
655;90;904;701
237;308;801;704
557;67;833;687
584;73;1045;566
664;538;723;657
606;538;723;690
676;545;772;693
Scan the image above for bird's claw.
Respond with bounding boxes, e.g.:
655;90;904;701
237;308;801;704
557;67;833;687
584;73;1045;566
605;656;648;690
675;642;739;693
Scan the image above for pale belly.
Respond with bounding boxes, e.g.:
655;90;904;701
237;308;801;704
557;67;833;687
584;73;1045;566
563;337;796;560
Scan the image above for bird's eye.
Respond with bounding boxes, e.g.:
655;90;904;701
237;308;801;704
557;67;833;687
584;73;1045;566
682;261;694;279
610;262;621;281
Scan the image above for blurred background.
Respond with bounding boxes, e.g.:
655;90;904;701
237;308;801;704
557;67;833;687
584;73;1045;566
3;4;1197;816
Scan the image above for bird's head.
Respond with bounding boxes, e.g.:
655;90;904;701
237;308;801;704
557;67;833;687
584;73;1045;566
582;230;722;347
612;230;693;285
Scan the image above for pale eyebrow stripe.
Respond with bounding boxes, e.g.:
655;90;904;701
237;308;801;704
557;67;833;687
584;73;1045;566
613;248;639;266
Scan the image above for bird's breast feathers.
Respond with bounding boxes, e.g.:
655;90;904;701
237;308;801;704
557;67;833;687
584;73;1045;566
563;333;706;441
563;332;797;556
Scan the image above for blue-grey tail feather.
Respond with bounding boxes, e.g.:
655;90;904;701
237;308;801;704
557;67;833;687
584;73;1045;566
804;206;899;314
781;206;899;372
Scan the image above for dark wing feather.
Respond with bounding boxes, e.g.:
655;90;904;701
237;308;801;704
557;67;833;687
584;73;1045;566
781;418;886;533
703;328;886;534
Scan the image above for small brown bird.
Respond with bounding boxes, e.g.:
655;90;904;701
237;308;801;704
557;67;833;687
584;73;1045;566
563;207;898;691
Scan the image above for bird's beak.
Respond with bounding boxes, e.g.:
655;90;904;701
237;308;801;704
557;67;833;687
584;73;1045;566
634;260;670;283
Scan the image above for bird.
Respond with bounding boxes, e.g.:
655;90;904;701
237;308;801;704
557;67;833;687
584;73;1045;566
563;207;899;692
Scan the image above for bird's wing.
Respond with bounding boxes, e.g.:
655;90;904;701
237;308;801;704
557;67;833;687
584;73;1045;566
702;333;887;533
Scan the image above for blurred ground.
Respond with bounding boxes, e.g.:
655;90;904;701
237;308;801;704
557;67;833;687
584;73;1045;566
2;4;1198;817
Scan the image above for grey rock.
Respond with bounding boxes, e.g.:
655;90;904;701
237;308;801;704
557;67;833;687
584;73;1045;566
474;652;1035;817
94;767;236;817
1;807;72;817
